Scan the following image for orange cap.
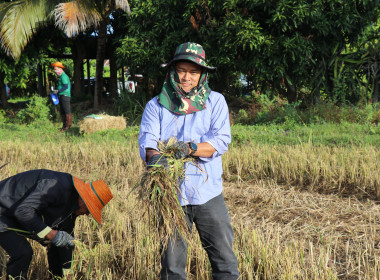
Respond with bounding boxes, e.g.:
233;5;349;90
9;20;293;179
51;61;66;69
72;177;113;224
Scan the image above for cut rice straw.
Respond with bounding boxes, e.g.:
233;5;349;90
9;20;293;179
134;137;202;250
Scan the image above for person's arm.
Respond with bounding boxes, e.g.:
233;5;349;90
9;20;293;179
47;215;77;278
58;84;68;93
190;142;216;158
138;99;161;162
45;229;58;240
198;94;231;162
146;148;161;162
168;141;217;160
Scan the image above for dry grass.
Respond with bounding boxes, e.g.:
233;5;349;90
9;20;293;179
224;143;380;200
224;180;380;279
0;137;379;279
78;114;127;134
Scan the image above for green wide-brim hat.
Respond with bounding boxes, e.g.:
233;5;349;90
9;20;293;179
161;42;216;72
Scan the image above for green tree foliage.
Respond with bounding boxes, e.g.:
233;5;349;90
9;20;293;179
337;15;380;104
0;0;130;109
116;0;195;91
0;24;69;106
0;50;34;100
117;0;378;104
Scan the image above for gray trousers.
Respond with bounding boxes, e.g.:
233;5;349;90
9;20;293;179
161;194;240;280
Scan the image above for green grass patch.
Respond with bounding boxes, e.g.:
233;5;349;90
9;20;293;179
0;122;140;143
231;123;380;147
1;122;379;148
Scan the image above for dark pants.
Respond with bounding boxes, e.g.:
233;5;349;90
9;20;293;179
0;231;73;280
161;194;240;280
58;95;71;115
0;231;32;280
58;95;71;127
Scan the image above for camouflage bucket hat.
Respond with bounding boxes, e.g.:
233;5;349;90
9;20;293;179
162;42;216;72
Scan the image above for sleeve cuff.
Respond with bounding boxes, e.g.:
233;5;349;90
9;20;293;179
206;141;216;150
63;268;72;276
37;226;52;238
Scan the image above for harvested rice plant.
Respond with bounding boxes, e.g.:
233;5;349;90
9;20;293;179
134;138;200;250
0;125;379;280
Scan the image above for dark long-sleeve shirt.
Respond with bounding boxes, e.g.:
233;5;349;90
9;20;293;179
0;169;78;235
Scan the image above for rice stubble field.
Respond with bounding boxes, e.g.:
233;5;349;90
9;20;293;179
0;126;379;279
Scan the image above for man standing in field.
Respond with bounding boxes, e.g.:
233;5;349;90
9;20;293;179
0;169;113;280
138;42;240;279
51;61;72;131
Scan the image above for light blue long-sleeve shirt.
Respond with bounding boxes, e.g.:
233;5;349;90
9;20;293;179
138;91;231;206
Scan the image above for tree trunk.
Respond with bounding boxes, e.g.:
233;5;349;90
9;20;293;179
37;64;44;96
148;78;158;98
373;77;379;103
80;59;84;92
0;72;7;107
283;76;297;103
314;86;321;105
44;65;50;95
121;68;126;92
87;59;91;96
94;17;109;109
71;38;85;99
109;47;118;99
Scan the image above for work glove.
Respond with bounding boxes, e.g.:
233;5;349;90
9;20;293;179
147;154;169;170
51;231;75;247
171;141;190;159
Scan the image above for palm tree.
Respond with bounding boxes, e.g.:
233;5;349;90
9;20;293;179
0;0;130;109
0;0;59;58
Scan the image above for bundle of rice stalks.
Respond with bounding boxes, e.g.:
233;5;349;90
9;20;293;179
78;114;127;134
134;137;201;250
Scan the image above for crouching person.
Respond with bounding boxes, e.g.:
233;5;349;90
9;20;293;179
0;169;113;280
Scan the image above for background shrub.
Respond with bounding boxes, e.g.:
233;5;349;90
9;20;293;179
0;109;6;123
16;95;51;124
231;93;380;127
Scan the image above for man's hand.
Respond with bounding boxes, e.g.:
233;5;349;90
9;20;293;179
171;141;190;159
147;154;169;170
51;231;75;247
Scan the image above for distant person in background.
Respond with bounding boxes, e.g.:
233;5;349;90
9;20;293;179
0;169;113;280
51;62;72;131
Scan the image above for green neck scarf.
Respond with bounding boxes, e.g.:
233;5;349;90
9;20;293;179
157;68;211;115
